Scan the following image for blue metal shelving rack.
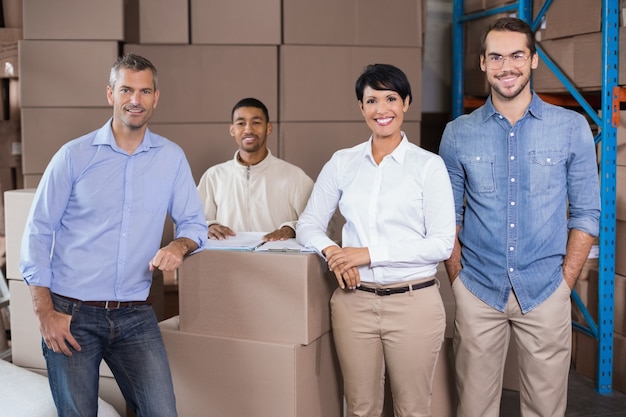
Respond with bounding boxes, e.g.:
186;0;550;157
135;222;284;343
451;0;619;394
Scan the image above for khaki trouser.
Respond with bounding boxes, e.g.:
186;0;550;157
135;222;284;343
331;278;446;417
452;278;572;417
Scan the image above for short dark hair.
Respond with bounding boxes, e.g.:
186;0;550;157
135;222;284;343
355;64;412;105
231;97;270;122
109;53;158;90
479;17;536;58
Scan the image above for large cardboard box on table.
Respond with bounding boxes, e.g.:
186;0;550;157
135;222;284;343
160;316;342;417
178;250;336;345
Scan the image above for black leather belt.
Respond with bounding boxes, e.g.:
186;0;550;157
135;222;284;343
55;294;151;309
356;279;436;296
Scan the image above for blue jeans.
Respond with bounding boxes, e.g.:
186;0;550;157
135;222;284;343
44;294;177;417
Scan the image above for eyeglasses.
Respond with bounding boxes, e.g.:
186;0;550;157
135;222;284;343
485;53;530;69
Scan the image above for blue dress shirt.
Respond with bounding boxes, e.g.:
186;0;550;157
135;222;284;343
20;119;208;301
439;93;600;313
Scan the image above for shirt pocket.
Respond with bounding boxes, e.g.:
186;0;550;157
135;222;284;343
529;150;567;196
461;154;496;193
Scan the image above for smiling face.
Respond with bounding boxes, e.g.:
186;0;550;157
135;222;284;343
359;86;410;141
107;68;159;131
229;106;272;160
480;30;538;101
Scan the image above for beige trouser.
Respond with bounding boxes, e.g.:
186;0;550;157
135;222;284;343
331;278;446;417
452;278;572;417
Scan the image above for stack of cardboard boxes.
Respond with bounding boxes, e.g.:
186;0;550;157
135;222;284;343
533;0;626;92
160;250;342;416
18;0;426;190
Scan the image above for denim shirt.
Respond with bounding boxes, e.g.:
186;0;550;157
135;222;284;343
439;92;600;313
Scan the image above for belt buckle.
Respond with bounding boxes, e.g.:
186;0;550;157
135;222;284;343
104;301;122;309
375;288;392;296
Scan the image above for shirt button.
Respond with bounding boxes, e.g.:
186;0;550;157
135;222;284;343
509;268;514;272
510;223;515;228
509;246;514;251
511;178;516;182
511;201;515;206
510;156;515;160
510;132;515;137
547;158;551;163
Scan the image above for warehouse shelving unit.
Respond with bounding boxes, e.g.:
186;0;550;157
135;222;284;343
451;0;620;393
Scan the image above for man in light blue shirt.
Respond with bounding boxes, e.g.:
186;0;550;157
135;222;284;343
439;18;600;417
20;53;207;417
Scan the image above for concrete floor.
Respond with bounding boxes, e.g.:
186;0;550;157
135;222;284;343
500;368;626;417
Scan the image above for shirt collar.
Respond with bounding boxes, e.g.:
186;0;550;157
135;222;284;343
364;131;410;165
481;90;544;123
92;118;159;154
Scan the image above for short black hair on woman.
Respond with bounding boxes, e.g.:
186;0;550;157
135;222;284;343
355;63;412;105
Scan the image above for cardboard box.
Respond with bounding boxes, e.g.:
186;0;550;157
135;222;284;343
123;44;278;124
279;121;420;181
23;0;126;40
21;108;113;175
160;316;342;417
178;250;336;345
190;0;280;45
532;37;574;93
4;189;35;280
575;331;626;394
283;0;423;47
138;0;188;44
19;40;119;107
541;0;602;40
279;45;422;123
572;32;602;90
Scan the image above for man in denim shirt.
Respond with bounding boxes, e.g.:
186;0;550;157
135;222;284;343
439;17;600;417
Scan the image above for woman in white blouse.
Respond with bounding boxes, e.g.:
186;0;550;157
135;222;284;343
296;63;456;417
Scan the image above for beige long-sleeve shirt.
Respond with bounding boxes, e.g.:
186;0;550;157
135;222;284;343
197;150;314;233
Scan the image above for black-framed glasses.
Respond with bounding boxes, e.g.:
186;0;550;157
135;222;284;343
485;53;530;69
